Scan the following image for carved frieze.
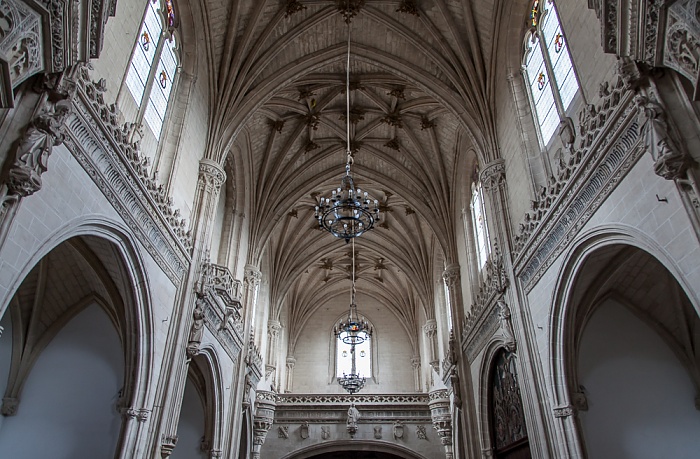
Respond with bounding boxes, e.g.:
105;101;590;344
61;64;192;282
513;70;647;291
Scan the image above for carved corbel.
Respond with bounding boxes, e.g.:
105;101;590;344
4;76;76;199
160;434;178;458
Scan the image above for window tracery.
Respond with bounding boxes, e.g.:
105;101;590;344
524;0;580;146
125;0;180;140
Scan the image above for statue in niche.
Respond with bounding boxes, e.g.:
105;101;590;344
347;403;360;427
497;300;516;352
637;95;691;180
187;298;205;357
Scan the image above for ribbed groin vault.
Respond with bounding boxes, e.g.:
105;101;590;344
1;0;700;458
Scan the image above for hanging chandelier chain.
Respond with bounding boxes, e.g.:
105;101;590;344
346;23;352;164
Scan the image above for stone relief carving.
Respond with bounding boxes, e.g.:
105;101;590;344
637;95;692;180
497;300;516;352
373;425;382;439
278;425;289;439
0;0;43;92
300;422;309;439
321;425;331;440
393;421;404;440
416;424;427;439
186;298;205;357
347;403;360;437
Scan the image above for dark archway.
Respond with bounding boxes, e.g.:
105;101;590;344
306;453;409;459
489;349;531;459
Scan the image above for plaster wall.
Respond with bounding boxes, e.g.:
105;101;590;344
578;298;700;458
0;304;123;458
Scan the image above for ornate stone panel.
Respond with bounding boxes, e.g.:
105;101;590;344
0;0;43;100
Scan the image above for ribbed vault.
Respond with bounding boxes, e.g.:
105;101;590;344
207;0;505;359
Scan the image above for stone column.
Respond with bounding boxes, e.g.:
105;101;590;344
251;390;276;459
429;388;453;459
442;264;463;331
266;319;282;385
423;319;438;372
411;355;421;392
285;356;296;393
479;160;508;254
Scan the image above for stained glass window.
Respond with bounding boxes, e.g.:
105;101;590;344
125;0;179;140
524;0;579;146
471;182;490;269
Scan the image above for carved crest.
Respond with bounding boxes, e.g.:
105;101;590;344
299;422;309;439
393;421;404;440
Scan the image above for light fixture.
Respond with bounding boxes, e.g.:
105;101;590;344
314;22;380;242
334;239;372;394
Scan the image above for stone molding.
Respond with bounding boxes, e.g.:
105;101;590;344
513;73;645;292
62;64;191;282
277;393;429;405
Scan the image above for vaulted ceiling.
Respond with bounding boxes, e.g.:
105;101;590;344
200;0;519;340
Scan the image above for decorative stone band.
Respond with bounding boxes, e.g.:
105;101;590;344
277;393;430;405
63;65;191;282
514;84;644;292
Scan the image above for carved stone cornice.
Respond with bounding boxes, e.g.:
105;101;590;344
461;245;508;342
62;64;192;282
274;393;432;424
513;72;645;292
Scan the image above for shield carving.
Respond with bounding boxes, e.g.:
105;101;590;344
300;422;309;439
393;421;404;440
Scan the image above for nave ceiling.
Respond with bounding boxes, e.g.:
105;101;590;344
195;0;526;342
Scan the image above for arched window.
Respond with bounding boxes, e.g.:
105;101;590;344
124;0;179;141
336;330;371;379
523;0;580;146
471;181;490;269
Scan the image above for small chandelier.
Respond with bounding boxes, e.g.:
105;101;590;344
315;23;380;242
335;239;371;394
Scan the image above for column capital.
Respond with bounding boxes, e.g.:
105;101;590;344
442;264;460;288
244;265;262;288
198;159;226;190
479;159;506;192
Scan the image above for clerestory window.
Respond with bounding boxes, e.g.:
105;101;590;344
471;181;490;269
124;0;180;141
523;0;580;146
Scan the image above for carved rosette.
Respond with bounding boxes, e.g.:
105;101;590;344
428;389;453;458
479;160;506;193
198;159;226;193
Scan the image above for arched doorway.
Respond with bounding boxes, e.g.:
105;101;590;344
489;349;531;459
565;244;700;458
280;441;429;459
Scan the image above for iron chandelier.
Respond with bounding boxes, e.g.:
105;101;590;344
314;22;380;242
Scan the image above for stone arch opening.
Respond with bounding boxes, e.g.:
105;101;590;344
553;240;700;457
0;232;152;457
280;440;430;459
